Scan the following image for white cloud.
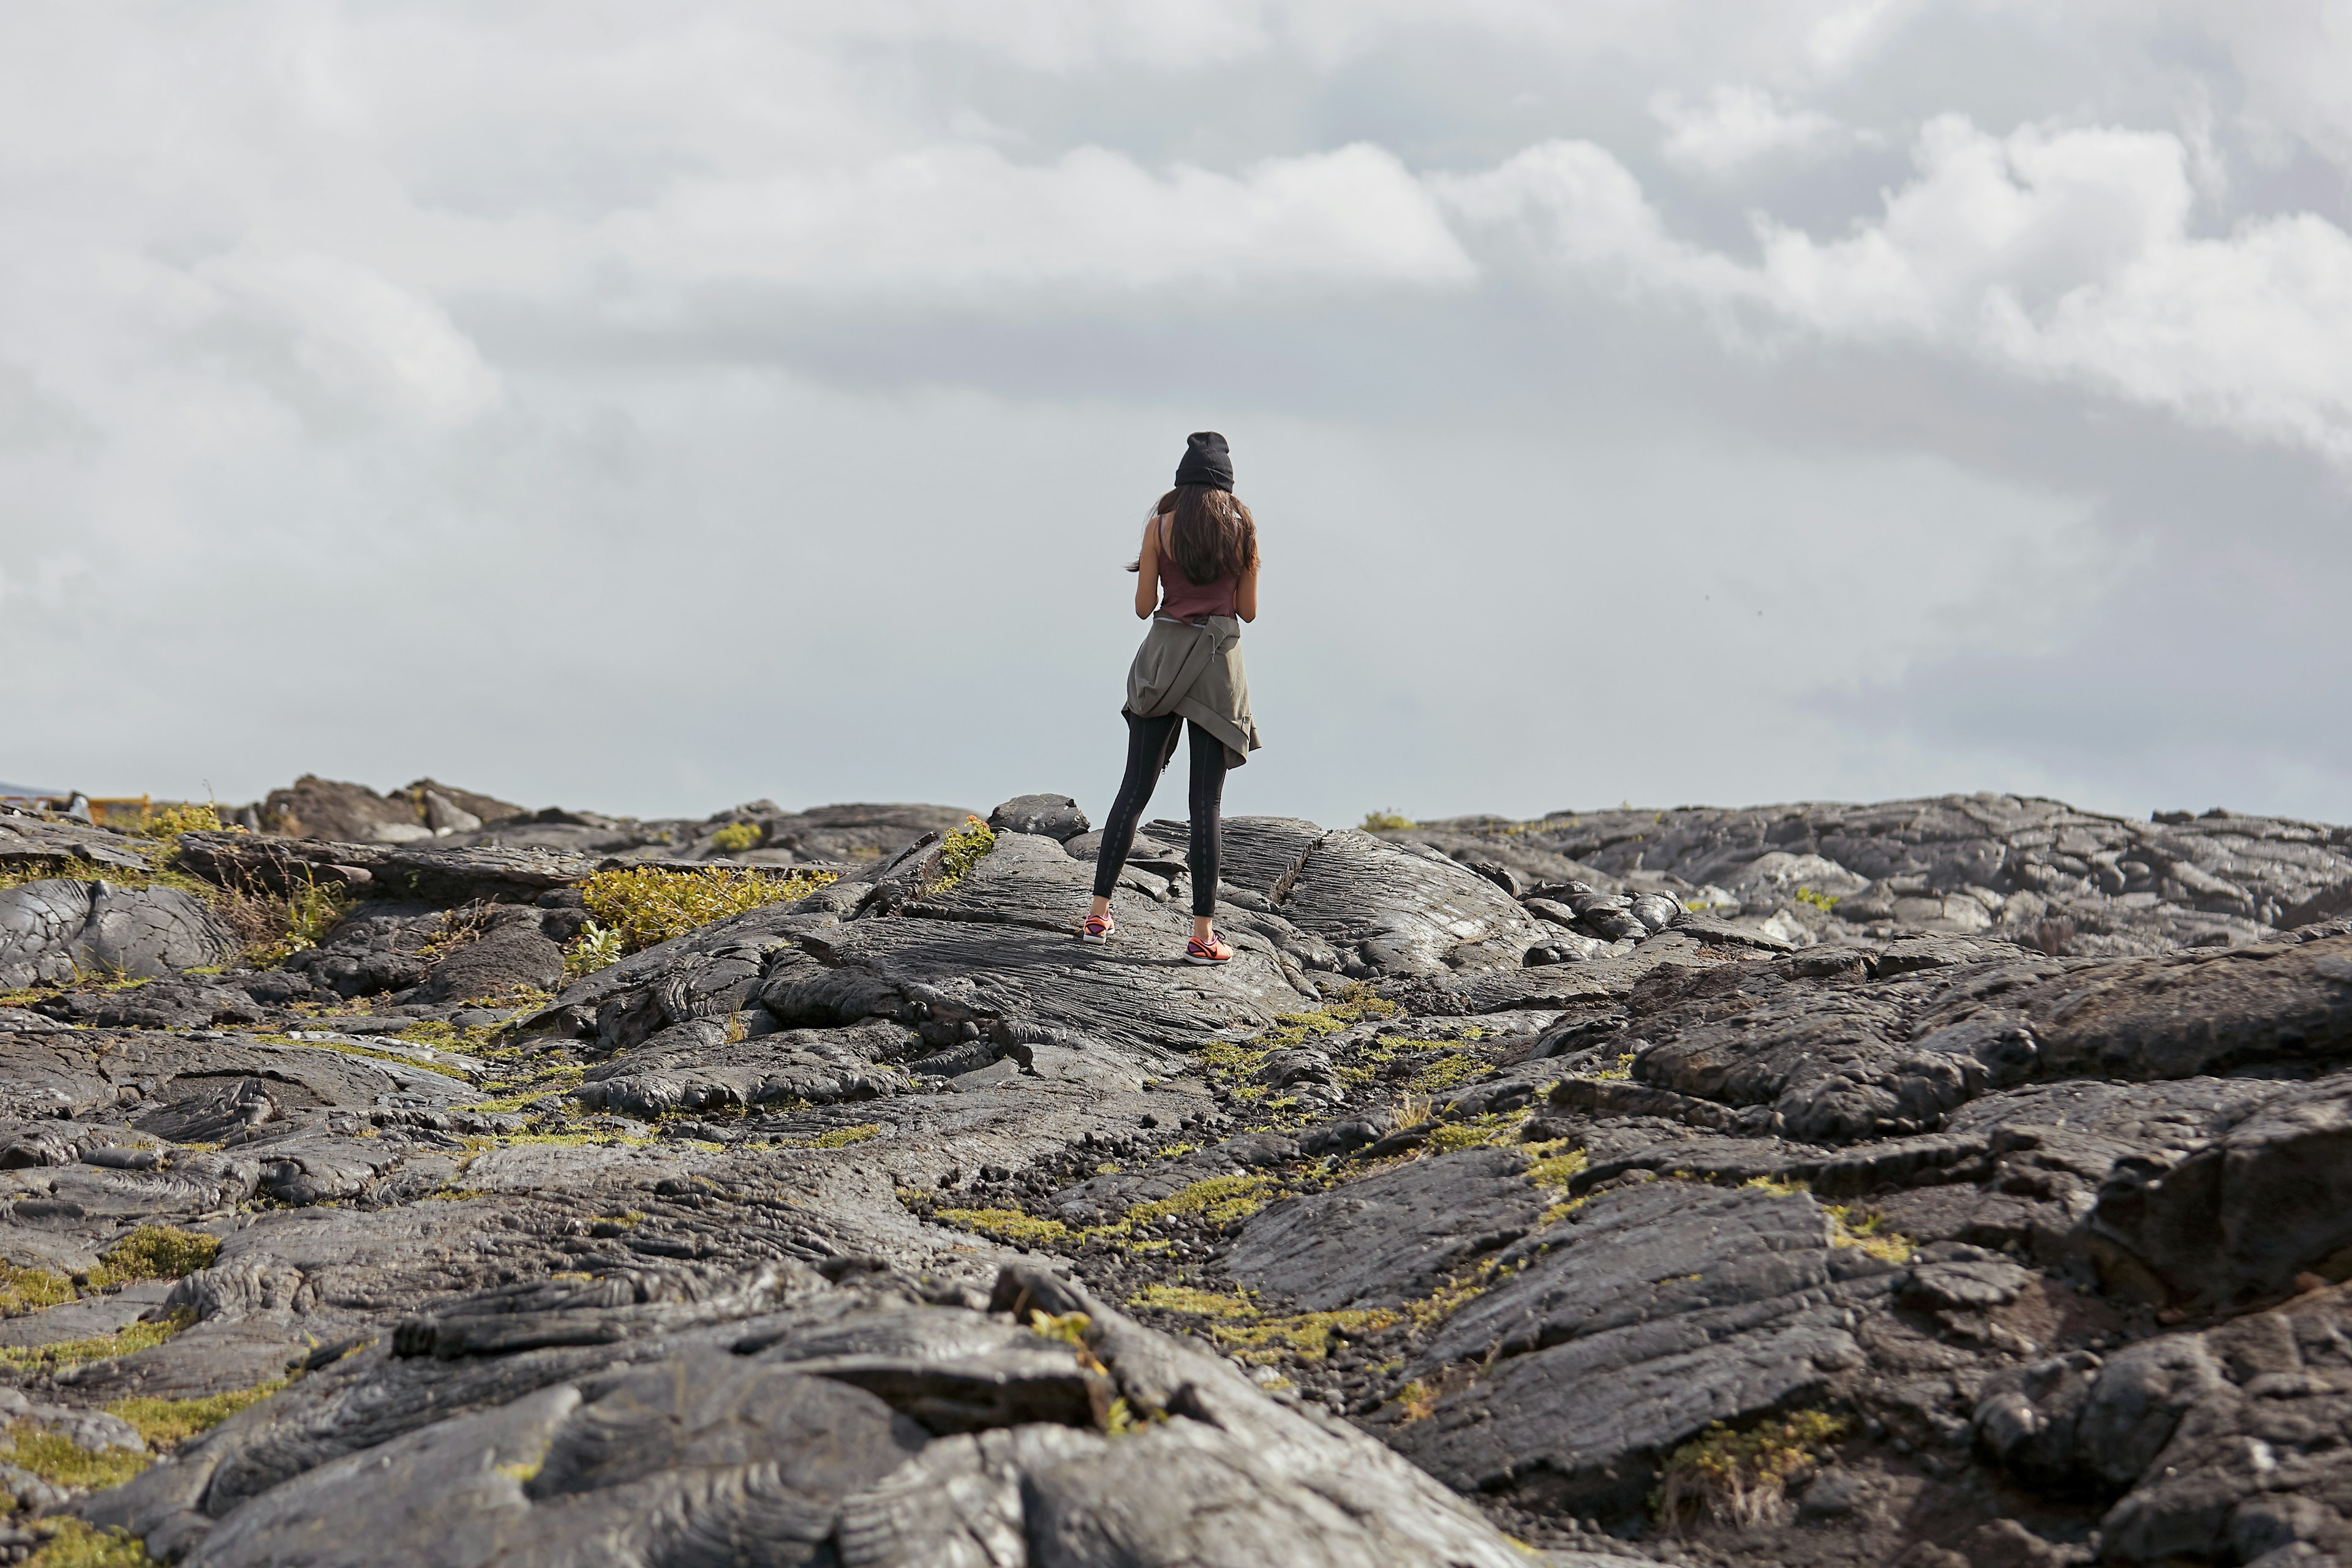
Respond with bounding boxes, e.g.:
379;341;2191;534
1450;115;2352;463
195;252;505;425
598;141;1477;298
1651;86;1845;176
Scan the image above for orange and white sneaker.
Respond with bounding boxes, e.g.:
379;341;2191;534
1185;934;1233;965
1080;912;1115;944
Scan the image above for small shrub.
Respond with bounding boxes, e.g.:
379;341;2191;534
1360;810;1415;831
1655;1411;1847;1529
129;804;225;842
926;816;997;893
581;865;836;955
709;821;761;853
213;875;355;965
564;919;624;978
1793;886;1841;911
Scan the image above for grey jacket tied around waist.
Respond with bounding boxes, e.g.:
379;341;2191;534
1125;614;1262;768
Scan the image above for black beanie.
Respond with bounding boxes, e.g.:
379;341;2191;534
1174;431;1234;492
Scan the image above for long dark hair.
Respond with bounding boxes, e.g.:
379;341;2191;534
1153;484;1257;584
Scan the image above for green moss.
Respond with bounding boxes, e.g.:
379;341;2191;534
934;1207;1074;1247
107;1377;285;1448
1427;1112;1519;1153
1199;989;1402;1098
0;1422;147;1490
1127;1283;1258;1317
1212;1306;1400;1362
0;1308;195;1371
1654;1410;1847;1529
1743;1174;1811;1197
767;1124;880;1150
581;864;837;956
26;1520;152;1567
1360;810;1415;831
1125;1172;1281;1227
1793;886;1841;910
926;816;998;893
243;1032;474;1082
1525;1144;1587;1188
1826;1203;1917;1264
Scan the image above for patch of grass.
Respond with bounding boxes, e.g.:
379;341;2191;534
1361;810;1415;832
1743;1174;1811;1197
709;821;762;853
27;1520;154;1566
0;1263;78;1317
0;1308;195;1371
1655;1410;1848;1529
1125;1172;1281;1227
1589;1052;1635;1082
581;864;837;955
771;1123;881;1150
1212;1306;1400;1362
934;1207;1074;1247
1199;988;1402;1098
90;1226;219;1286
127;802;226;842
245;1031;475;1082
0;827;349;970
1826;1203;1917;1264
1128;1283;1259;1318
0;1422;147;1490
1525;1145;1588;1189
1427;1112;1519;1153
1406;1050;1489;1098
107;1377;286;1448
926;816;997;894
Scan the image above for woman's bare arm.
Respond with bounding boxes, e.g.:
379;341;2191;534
1235;547;1258;622
1134;514;1161;619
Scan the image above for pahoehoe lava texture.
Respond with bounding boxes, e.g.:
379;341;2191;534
4;788;2352;1566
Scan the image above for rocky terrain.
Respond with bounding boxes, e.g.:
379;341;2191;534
1;782;2350;1566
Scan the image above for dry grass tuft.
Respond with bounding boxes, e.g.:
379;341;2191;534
1654;1410;1847;1529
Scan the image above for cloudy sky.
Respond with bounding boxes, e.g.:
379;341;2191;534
6;2;2351;828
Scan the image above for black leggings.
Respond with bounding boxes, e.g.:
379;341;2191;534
1092;712;1227;917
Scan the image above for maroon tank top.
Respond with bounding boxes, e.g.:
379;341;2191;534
1153;514;1238;622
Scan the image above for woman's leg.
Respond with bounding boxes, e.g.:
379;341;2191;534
1184;720;1229;931
1090;712;1183;909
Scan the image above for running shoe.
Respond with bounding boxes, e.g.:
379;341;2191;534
1185;935;1233;965
1080;912;1115;944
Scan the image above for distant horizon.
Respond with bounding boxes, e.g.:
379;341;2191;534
7;767;2316;837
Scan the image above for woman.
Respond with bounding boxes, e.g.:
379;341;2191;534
1081;431;1262;963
